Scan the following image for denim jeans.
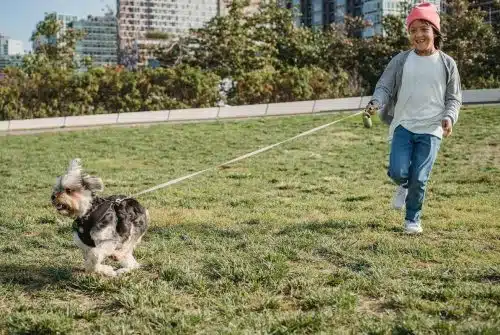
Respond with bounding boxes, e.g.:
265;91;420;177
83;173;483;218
388;125;441;223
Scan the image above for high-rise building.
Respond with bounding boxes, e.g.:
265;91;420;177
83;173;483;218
292;0;345;28
70;12;118;67
0;34;24;69
283;0;364;30
285;0;442;37
0;55;23;69
331;0;363;24
0;35;24;56
362;0;441;38
117;0;222;65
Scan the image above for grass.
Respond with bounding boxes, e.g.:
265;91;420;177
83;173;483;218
0;106;499;334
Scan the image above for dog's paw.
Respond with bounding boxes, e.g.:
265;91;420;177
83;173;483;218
97;265;117;277
116;267;133;276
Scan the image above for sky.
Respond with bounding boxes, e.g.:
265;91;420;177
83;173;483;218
0;0;116;52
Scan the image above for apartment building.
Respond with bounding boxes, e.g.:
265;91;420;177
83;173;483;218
117;0;222;64
70;12;118;67
288;0;442;37
0;34;24;69
363;0;441;37
285;0;364;30
0;35;24;56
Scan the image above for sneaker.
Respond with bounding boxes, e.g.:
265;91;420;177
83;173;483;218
404;220;423;234
392;184;408;210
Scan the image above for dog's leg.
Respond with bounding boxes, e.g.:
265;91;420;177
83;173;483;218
85;243;117;277
115;240;141;275
81;249;88;262
116;252;141;275
115;233;144;275
73;232;92;271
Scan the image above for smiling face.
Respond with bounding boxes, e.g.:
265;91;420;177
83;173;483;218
409;19;436;55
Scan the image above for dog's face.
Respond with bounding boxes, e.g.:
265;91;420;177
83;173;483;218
51;158;104;217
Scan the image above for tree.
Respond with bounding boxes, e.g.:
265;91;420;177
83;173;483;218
441;0;499;88
354;15;410;92
118;41;140;71
29;12;85;70
188;0;276;78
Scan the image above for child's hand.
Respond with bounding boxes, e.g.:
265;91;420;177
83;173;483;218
365;102;379;116
442;118;453;137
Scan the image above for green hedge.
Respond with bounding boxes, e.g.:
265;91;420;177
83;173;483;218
0;64;357;121
0;65;222;121
228;66;350;105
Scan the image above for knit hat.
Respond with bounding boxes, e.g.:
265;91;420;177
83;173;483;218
406;2;441;32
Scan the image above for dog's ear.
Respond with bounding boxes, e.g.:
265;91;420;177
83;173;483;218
82;174;104;193
53;176;62;190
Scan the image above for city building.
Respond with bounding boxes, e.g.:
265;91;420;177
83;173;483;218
362;0;441;38
0;55;23;69
0;34;24;69
335;0;363;24
283;0;364;30
0;34;24;56
70;12;118;67
285;0;441;37
117;0;222;65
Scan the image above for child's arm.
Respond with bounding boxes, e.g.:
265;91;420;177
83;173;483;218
368;54;401;110
444;59;462;125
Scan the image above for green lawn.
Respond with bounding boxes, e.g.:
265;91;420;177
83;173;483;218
0;107;499;334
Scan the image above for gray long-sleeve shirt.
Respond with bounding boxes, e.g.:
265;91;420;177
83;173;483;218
370;49;462;139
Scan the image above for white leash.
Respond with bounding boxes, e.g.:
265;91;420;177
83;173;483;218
132;111;363;198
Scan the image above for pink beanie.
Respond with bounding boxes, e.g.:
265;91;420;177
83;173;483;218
406;2;441;32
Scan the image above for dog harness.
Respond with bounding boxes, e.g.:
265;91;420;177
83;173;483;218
73;200;115;247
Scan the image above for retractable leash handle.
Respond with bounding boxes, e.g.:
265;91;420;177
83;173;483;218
362;103;378;128
362;112;372;128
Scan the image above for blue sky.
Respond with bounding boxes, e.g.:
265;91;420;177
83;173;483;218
0;0;116;52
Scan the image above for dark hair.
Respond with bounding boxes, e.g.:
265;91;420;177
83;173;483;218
432;26;444;50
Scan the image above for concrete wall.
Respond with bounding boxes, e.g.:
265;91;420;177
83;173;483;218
1;89;499;133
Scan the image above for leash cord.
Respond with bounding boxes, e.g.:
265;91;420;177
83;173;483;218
129;110;364;199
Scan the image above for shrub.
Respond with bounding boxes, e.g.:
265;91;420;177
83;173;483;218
228;66;351;105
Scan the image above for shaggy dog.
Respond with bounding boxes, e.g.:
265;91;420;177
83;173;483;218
51;159;148;276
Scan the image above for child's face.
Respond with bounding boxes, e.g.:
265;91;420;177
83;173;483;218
409;20;435;54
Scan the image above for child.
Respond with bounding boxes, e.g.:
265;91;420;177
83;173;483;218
365;2;462;234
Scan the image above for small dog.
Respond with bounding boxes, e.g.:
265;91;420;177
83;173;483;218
51;158;148;276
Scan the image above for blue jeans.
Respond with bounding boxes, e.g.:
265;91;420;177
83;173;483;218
388;125;441;223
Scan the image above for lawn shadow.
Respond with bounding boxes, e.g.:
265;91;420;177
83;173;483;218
0;263;74;291
148;224;244;241
277;219;360;236
277;218;403;236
